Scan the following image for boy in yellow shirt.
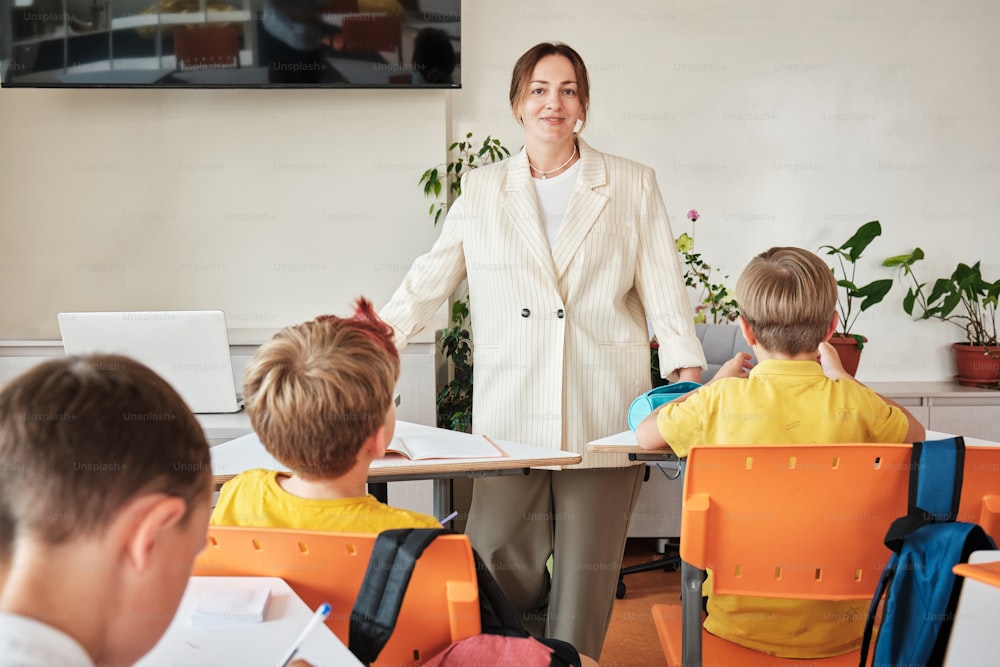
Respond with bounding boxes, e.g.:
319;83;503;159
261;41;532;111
636;246;926;658
0;355;213;666
211;298;440;531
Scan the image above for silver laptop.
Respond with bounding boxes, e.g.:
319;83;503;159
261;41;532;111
57;310;243;414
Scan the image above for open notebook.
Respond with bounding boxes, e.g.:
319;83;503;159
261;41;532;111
387;428;505;460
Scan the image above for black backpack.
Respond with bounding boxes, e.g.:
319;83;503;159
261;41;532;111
349;528;581;667
858;436;996;667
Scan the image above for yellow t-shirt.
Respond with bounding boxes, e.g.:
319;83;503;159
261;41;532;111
657;359;910;658
210;468;442;532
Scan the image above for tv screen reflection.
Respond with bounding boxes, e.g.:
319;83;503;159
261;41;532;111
0;0;460;88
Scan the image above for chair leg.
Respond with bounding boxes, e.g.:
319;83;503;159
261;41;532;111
616;549;681;599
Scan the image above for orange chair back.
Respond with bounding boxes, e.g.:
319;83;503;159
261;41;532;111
680;443;912;600
656;442;1000;666
193;526;481;665
958;445;1000;543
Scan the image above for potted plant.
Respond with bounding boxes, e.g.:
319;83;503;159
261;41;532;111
651;209;740;386
676;209;740;326
883;248;1000;386
818;220;894;376
418;132;511;430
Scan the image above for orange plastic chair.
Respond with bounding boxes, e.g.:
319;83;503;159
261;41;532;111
652;442;1000;667
173;25;240;70
193;526;481;665
956;445;1000;543
952;557;1000;586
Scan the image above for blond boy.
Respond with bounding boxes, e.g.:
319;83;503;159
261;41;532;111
211;298;440;531
637;247;925;658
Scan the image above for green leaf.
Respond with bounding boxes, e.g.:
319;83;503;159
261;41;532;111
940;291;963;317
883;247;924;269
839;220;882;262
837;279;859;291
856;279;894;311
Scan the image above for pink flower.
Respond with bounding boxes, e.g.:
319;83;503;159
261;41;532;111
687;209;699;222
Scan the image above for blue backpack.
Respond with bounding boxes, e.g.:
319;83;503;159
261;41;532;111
858;436;996;667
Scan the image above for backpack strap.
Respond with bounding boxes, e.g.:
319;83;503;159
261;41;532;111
349;528;448;664
884;437;965;554
859;436;971;667
858;554;897;667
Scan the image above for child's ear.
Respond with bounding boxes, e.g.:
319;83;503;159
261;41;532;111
120;495;187;572
363;424;389;459
737;315;757;346
822;312;839;342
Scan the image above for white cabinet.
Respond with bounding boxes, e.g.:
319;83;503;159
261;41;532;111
869;382;1000;442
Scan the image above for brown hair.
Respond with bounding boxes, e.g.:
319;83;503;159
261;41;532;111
735;247;838;354
243;297;400;480
0;355;211;559
509;42;590;132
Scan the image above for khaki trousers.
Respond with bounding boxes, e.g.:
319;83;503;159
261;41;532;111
465;465;645;659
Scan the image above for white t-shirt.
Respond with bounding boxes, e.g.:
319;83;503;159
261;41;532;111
532;160;582;248
0;613;94;666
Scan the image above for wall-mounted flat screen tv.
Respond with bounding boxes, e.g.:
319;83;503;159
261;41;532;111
0;0;460;87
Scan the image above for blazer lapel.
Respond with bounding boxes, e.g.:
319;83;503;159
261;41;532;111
551;139;609;280
502;149;559;287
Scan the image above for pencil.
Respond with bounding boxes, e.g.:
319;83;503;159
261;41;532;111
275;601;333;667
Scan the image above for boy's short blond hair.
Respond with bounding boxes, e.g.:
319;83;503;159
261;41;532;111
243;298;400;480
735;247;838;355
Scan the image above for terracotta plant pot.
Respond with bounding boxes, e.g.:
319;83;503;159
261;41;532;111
952;343;1000;386
829;334;866;377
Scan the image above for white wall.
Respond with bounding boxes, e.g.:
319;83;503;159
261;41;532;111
2;0;1000;381
0;88;447;338
452;0;1000;382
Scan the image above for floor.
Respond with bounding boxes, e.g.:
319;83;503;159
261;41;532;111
599;538;682;667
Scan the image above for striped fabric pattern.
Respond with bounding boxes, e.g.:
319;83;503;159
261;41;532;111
381;139;705;468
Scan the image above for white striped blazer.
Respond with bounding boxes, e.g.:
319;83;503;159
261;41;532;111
380;139;706;468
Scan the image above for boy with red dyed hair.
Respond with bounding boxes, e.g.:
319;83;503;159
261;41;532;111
211;298;440;531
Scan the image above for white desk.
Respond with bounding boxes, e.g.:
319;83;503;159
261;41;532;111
212;420;582;516
588;429;678;462
587;428;996;459
943;550;1000;667
136;576;362;667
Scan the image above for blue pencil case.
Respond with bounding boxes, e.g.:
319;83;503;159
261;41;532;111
626;381;702;431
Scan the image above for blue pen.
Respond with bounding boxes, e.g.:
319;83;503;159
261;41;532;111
276;601;332;667
440;510;459;526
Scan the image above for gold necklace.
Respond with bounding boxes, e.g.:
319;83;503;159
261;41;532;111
528;144;577;179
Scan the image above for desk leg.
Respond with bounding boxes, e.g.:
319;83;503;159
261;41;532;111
368;482;388;504
432;479;452;520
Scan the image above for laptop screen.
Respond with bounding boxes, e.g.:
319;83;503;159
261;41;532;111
57;310;242;414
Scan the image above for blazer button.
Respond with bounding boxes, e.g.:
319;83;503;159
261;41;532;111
521;308;531;318
556;309;565;319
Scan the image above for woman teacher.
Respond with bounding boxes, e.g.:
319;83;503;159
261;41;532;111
380;42;705;657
